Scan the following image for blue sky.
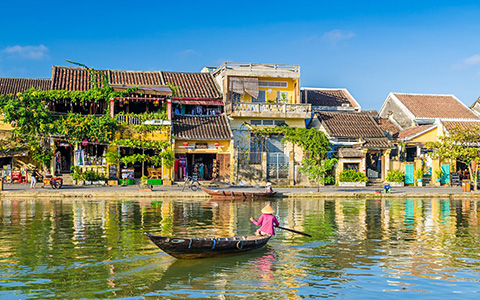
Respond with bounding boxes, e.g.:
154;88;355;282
1;0;480;109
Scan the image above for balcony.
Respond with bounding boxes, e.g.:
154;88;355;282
213;62;300;79
226;102;311;119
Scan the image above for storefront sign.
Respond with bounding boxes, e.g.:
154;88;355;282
108;164;118;180
195;143;208;149
74;150;85;166
121;169;134;179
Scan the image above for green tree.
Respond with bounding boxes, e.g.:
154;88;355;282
427;125;480;191
300;157;337;192
250;126;335;191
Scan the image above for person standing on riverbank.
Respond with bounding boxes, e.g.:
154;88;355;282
250;204;279;236
30;168;40;189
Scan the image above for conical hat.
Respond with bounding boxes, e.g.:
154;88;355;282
261;204;275;214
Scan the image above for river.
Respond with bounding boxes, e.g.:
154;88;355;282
0;197;479;299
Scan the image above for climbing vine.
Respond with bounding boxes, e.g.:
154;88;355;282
249;124;336;188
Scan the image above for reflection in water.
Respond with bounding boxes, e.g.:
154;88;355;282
0;198;479;299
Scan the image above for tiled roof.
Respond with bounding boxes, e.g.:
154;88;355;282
109;70;163;86
162;71;222;99
357;137;393;149
0;78;51;95
441;120;480;132
51;66;108;91
316;112;387;138
338;148;363;158
173;115;232;140
395;125;436;140
393;93;478;119
375;118;400;137
302;88;359;108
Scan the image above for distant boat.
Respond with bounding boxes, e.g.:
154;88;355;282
145;232;271;259
200;187;277;199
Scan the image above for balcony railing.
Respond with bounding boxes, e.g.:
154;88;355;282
116;115;142;125
213;62;300;78
227;102;311;117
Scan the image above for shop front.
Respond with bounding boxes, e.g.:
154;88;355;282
54;140;74;174
73;141;108;177
174;140;231;182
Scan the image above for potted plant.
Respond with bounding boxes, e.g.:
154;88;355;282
70;166;83;185
415;169;424;186
434;169;444;183
98;174;107;186
338;170;368;187
138;175;152;191
386;169;405;187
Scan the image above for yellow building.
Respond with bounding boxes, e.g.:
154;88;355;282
378;93;480;186
50;67;174;184
0;78;51;181
211;62;311;185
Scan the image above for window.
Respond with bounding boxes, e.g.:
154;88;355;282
249;119;287;126
344;163;359;171
251;90;266;103
258;81;288;88
262;120;274;126
231;92;242;102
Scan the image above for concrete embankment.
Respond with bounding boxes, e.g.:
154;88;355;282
0;184;478;199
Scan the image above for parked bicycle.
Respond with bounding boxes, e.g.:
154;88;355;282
182;175;200;192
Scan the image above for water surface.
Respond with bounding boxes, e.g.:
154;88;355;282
0;198;479;299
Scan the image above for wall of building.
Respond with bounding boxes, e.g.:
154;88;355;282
227;77;299;104
379;96;414;130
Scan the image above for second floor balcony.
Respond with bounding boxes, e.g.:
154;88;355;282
226;102;311;119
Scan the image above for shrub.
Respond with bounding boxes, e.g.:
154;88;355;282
386;169;405;182
83;170;102;181
339;170;368;182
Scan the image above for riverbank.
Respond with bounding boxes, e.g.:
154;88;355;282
1;183;479;199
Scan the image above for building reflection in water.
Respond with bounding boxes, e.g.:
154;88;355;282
1;197;480;298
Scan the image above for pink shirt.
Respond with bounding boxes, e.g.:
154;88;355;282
251;214;279;235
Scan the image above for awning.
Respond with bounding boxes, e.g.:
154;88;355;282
172;99;224;106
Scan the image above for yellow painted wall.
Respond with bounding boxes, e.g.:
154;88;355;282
0;116;13;131
228;77;299;104
174;140;231;154
114;125;170;142
409;127;439;144
229;117;306;131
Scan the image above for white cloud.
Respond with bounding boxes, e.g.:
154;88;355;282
176;49;200;60
453;54;480;69
322;30;355;44
2;44;49;60
462;54;480;66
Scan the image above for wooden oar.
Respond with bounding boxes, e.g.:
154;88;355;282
275;225;312;237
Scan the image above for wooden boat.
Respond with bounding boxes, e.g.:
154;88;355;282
145;232;271;259
200;187;277;199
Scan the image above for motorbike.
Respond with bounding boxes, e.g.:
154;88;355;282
43;176;63;189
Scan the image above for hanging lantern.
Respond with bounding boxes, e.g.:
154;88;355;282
183;142;189;147
215;142;220;148
82;139;88;147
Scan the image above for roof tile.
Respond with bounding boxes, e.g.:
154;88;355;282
394;93;478;119
162;71;222;99
302;88;359;108
0;78;51;95
173;115;232;140
316;111;387;138
51;66;108;91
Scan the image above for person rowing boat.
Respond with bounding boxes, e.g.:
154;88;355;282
250;204;279;236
